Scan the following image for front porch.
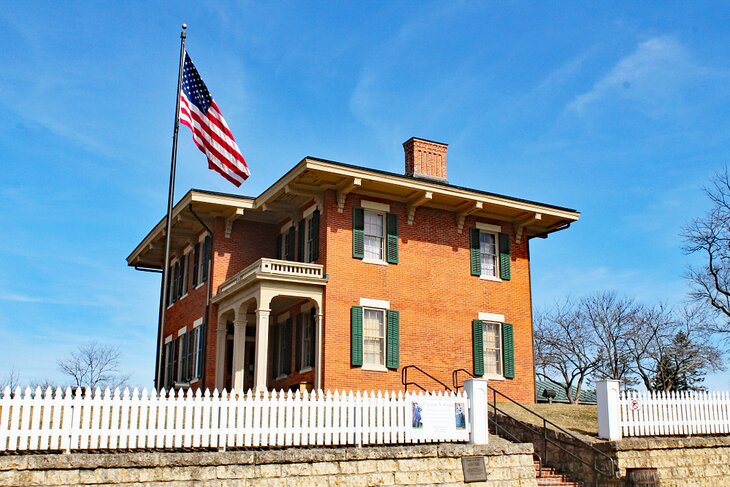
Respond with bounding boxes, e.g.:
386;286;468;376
211;258;327;392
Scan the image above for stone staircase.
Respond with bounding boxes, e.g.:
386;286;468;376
534;458;583;487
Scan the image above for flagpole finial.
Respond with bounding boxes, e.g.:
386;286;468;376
182;23;187;30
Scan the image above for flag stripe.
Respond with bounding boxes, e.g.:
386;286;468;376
179;52;249;186
180;97;248;170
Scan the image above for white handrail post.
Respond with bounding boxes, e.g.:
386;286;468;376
597;380;622;440
464;378;488;445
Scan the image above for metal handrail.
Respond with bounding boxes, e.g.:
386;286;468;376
401;365;452;393
488;385;617;484
452;368;474;391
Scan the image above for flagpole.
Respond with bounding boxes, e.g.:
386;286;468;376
155;23;187;391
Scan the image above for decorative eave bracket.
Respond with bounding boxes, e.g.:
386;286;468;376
456;201;483;233
407;191;433;225
514;212;542;243
336;177;362;213
225;208;245;238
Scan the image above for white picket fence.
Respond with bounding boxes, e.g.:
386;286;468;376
0;386;470;452
619;390;730;437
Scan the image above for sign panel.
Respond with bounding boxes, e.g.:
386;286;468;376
461;456;487;483
407;395;468;441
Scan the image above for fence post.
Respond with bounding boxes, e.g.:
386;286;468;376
597;380;622;440
464;378;488;445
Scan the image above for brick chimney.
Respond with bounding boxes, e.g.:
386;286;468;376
403;137;448;182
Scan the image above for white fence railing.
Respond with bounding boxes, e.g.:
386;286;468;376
0;386;471;452
598;381;730;440
619;390;730;437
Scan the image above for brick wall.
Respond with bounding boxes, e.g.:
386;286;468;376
321;190;536;402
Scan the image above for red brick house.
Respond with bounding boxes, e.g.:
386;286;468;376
127;138;579;403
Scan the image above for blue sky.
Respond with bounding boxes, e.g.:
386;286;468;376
1;2;729;389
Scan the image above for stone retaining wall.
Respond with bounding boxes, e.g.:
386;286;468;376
600;436;730;487
494;413;730;486
0;440;538;486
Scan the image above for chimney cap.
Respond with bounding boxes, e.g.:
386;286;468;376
403;136;449;147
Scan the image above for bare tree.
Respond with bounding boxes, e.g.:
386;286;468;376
534;300;600;404
0;367;21;392
58;342;130;391
683;166;730;334
626;303;675;391
581;292;641;387
650;305;724;391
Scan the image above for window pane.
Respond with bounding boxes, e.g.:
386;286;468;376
363;308;385;366
483;322;502;376
364;212;384;260
479;232;497;277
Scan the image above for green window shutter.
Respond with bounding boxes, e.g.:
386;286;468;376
166;265;173;306
308;307;316;367
295;313;303;371
201;235;211;282
386;213;399;264
165;344;173;388
192;243;200;287
172;263;179;303
276;234;282;259
287;227;296;261
297;220;305;262
502;323;515;379
283;318;292;375
352;207;364;259
181;333;188;382
351;306;363;366
196;327;204;379
499;233;511;281
386;310;400;369
469;228;481;276
472;319;484;376
311;209;320;262
183;255;189;295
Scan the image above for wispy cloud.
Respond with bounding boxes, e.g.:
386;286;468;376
566;36;724;117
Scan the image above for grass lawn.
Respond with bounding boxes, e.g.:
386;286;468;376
494;402;598;438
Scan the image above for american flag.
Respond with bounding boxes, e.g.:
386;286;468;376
179;52;250;186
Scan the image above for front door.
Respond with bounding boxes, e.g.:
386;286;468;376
244;340;255;392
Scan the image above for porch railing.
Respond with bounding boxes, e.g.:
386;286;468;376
217;258;325;295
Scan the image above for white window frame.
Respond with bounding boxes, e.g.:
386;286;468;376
274;316;290;380
359;298;390;372
478;312;505;381
299;311;314;372
195;233;209;290
179;249;191;301
363;210;386;264
190;318;203;383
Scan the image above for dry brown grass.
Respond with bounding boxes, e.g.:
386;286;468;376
495;402;598;437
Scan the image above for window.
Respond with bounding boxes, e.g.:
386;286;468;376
472;318;514;379
164;340;173;389
351;303;399;370
181;252;189;297
363;308;386;366
298;310;316;371
199;235;211;284
479;232;498;278
273;319;292;379
470;226;510;280
364;211;385;260
191;242;200;287
483;322;502;376
306;218;316;262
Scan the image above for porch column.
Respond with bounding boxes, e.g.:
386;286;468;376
253;308;271;391
314;311;324;390
232;316;247;391
215;324;227;390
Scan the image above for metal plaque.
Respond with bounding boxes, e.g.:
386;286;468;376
461;456;487;483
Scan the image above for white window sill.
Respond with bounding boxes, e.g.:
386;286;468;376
362;258;388;266
275;374;288;381
299;366;313;373
190;378;200;385
179;293;188;301
362;364;388;372
480;275;502;282
195;283;205;290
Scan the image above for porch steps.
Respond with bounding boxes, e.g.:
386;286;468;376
534;459;583;487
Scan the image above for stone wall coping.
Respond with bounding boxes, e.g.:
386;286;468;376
0;441;534;472
597;435;730;452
